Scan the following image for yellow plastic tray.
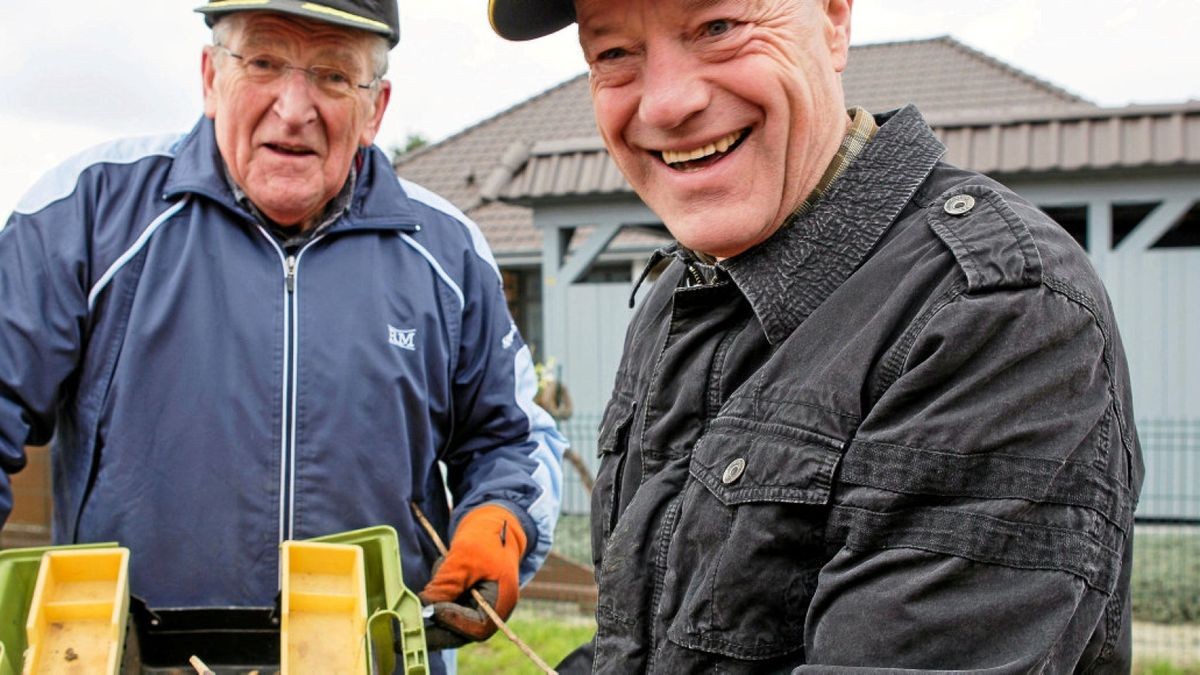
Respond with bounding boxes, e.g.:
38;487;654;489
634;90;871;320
22;547;129;675
280;540;368;675
310;526;428;675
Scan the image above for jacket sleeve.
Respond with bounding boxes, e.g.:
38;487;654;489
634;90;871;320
0;200;92;527
439;237;567;585
801;283;1140;672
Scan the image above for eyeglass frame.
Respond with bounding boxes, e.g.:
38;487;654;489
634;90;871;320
211;44;381;97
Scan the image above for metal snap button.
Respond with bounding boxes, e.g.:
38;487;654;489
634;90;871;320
944;194;976;216
722;458;746;484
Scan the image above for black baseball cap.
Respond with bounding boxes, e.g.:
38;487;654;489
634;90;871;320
488;0;575;41
196;0;400;48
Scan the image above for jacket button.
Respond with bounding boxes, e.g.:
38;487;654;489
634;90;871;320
944;194;976;215
722;458;746;484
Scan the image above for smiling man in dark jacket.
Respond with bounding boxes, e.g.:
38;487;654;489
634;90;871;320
490;0;1143;672
0;2;565;672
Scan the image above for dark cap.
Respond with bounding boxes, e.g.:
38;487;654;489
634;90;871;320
488;0;575;41
196;0;400;48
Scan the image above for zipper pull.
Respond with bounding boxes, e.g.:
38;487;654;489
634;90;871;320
285;255;296;293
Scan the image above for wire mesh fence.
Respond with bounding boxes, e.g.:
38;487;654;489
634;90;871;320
1133;419;1200;667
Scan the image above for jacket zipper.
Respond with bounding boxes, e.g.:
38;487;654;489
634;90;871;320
257;227;322;543
282;252;297;543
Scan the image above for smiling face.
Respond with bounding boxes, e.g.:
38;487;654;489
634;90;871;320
578;0;852;259
202;12;391;229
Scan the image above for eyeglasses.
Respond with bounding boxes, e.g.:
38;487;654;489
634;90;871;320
214;45;378;98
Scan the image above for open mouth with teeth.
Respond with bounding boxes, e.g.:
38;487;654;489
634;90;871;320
659;128;749;172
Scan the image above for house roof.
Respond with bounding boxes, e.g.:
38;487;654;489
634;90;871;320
841;36;1092;117
395;36;1193;257
494;102;1200;204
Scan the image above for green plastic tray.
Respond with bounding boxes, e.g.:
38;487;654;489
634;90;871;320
310;525;428;675
0;542;117;675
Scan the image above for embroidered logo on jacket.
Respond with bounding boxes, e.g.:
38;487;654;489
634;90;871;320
388;325;417;351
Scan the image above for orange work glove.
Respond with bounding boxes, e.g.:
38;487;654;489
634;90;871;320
418;504;527;650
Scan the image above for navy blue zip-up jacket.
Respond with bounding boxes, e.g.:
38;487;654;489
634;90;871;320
0;118;566;613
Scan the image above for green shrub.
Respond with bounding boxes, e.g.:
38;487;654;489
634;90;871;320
1132;530;1200;624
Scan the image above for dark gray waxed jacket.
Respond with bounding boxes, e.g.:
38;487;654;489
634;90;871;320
581;106;1144;674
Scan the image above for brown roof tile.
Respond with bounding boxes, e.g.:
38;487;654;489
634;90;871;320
843;36;1092;116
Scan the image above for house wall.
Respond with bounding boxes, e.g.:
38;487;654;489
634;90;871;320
1102;249;1200;519
550;283;634;514
531;200;660;512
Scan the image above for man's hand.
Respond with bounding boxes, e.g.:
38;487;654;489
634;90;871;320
418;504;527;650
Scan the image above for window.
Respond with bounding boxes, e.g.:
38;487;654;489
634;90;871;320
501;268;543;357
1112;202;1160;248
1151;201;1200;249
580;262;632;283
1041;205;1088;250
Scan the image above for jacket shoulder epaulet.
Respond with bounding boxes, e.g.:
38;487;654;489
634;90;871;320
927;183;1044;293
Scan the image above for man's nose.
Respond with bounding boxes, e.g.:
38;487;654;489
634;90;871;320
637;46;709;130
272;67;319;127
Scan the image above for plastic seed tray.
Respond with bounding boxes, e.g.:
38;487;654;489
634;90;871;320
0;526;428;674
280;540;368;674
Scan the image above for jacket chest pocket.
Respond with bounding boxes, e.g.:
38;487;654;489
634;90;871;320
591;400;636;569
662;419;843;661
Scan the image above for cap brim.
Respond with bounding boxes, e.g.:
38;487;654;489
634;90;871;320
488;0;575;41
196;0;398;47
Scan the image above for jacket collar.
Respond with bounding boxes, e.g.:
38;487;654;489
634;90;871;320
163;116;420;233
722;105;946;344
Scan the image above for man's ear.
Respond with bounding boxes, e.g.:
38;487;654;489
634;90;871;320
359;79;392;147
825;0;853;73
202;46;219;119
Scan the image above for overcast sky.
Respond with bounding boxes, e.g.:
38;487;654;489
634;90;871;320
2;1;1198;220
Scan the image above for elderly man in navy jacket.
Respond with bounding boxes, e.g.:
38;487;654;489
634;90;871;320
0;2;565;671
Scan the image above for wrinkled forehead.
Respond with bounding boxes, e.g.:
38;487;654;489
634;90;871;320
577;0;741;13
576;0;760;35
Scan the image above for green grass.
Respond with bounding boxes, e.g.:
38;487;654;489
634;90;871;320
1133;530;1200;624
1134;661;1200;675
456;601;596;674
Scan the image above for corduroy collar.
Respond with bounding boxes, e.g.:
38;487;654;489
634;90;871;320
721;105;946;344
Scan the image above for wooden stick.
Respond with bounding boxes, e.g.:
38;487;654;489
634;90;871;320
189;655;215;675
411;503;558;675
563;448;594;495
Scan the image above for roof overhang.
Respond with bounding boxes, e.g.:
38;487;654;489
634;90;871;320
486;102;1200;204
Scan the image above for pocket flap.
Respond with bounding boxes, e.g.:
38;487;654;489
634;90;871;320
596;399;635;457
691;419;842;506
